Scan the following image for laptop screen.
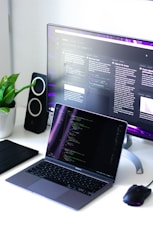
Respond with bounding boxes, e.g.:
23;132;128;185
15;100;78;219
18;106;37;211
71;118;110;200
47;104;127;180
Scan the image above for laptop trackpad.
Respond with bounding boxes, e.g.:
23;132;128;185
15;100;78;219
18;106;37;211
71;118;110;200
28;179;69;199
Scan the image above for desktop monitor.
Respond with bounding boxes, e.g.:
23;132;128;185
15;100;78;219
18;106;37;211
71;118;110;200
47;23;153;145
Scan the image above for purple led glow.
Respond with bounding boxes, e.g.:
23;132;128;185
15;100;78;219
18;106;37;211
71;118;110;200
48;83;55;86
48;92;55;97
127;125;153;140
47;105;77;159
99;32;153;48
47;105;66;155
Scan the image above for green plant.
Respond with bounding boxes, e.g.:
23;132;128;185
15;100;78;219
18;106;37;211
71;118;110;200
0;73;36;113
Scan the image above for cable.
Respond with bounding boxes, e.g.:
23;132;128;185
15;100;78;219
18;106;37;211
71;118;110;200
146;180;153;188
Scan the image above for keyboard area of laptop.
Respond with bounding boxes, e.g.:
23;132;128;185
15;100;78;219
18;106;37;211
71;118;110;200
27;161;106;196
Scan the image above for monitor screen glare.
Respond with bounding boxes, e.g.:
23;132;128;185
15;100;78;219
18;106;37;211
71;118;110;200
47;23;153;141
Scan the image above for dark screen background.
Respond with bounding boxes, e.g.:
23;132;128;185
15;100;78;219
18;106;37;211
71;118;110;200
47;104;127;179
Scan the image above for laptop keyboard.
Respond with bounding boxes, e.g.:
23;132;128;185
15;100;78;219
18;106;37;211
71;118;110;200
27;161;107;196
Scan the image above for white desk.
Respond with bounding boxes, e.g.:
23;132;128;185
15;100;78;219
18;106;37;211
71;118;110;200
1;106;153;230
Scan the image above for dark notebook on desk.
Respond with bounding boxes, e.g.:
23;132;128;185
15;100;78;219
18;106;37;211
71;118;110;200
0;140;38;174
6;103;127;210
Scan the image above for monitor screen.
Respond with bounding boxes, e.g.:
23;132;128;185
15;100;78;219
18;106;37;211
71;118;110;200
47;23;153;142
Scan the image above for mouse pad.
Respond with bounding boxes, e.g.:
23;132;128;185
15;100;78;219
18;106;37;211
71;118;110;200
0;140;38;174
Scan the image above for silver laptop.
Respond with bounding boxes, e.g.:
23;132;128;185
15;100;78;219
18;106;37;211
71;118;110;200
6;103;127;210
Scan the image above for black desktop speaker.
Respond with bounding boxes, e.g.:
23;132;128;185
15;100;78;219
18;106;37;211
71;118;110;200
24;72;49;133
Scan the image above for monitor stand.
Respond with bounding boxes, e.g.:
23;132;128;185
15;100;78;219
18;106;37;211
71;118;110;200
122;134;144;174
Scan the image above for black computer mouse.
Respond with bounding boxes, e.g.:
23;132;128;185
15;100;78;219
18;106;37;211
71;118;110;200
123;184;151;206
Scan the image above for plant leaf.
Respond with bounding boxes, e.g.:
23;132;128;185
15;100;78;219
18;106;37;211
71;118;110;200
8;73;19;85
0;78;9;101
0;75;7;87
0;107;10;113
3;84;14;97
0;73;36;112
2;88;15;106
15;80;36;97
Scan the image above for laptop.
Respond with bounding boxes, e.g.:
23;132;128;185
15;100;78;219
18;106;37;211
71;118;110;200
6;103;127;210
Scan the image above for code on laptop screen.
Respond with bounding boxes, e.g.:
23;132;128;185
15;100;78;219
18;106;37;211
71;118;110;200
46;104;127;179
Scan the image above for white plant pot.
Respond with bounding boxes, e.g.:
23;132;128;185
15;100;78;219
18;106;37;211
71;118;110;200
0;107;16;139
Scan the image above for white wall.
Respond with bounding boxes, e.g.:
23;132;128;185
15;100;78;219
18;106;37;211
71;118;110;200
0;0;11;76
10;0;153;106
